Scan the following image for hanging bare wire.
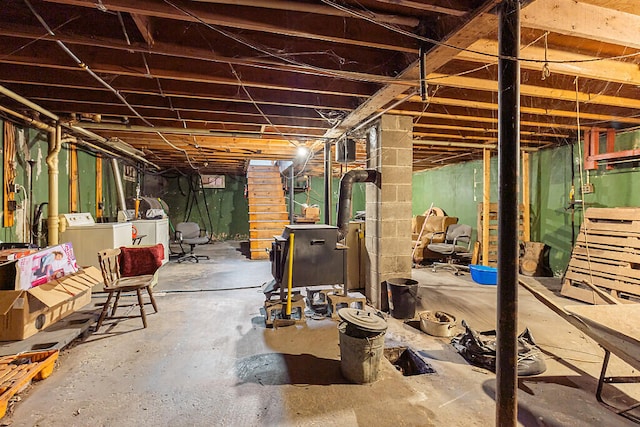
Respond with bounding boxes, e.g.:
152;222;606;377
321;0;640;65
24;0;199;170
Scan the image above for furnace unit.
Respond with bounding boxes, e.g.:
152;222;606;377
271;224;346;292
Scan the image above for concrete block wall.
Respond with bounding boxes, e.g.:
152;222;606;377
365;114;413;308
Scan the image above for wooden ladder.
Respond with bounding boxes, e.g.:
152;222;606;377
247;164;290;260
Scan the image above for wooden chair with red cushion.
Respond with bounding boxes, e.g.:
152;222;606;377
96;247;159;330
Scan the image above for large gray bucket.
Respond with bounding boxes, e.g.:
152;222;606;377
338;322;385;384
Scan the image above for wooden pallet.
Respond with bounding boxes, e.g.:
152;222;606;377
0;350;59;419
561;207;640;304
477;203;525;267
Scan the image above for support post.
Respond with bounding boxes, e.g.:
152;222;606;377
289;166;295;224
522;151;530;242
482;148;491;266
497;1;520;426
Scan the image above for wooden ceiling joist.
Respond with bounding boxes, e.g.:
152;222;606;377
0;0;638;174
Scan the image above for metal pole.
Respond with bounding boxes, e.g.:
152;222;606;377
289;165;295;224
324;140;332;225
497;1;520;426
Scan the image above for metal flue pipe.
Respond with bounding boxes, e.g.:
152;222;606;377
111;158;128;215
324;140;333;225
336;169;378;240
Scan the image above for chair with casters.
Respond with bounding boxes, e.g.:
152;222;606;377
96;247;158;330
427;224;473;274
175;222;210;263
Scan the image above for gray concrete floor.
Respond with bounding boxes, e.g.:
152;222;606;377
2;241;639;426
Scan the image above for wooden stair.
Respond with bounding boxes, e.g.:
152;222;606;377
247;164;290;260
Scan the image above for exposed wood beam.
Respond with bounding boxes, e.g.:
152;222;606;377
130;13;154;47
77;123;325;139
414;122;568;138
522;0;640;49
43;0;417;53
389;108;582;130
578;0;639;15
459;39;640;86
0;68;360;111
426;73;640;109
0;23;407;83
416;95;640;125
191;0;421;26
2;83;341;121
323;0;502;139
0;49;375;98
373;0;470;17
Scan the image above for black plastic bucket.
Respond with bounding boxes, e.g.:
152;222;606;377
386;278;419;319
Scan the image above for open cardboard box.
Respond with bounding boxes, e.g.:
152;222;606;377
0;266;103;341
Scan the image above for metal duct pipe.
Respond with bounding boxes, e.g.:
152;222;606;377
111;158;128;214
336;169;378;240
324;140;332;225
46;124;62;245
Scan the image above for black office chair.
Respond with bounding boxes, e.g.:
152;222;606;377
427;224;473;273
175;222;210;263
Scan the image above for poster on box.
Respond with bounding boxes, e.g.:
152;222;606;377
16;243;79;290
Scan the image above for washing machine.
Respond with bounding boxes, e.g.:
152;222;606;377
59;213;132;269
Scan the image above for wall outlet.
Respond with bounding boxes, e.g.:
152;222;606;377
581;183;594;194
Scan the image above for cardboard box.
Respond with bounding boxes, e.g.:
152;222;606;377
303;206;320;219
0;266;103;341
15;243;79;290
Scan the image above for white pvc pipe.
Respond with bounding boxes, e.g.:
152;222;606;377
46;124;61;246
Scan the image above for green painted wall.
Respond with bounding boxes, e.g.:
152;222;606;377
530;143;574;275
412;159;503;243
412;132;640;276
162;174;249;240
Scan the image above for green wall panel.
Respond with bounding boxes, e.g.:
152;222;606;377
412;160;500;242
163;174;248;240
76;149;97;214
530;144;574;275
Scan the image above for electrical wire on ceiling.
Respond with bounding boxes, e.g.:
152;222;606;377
161;0;418;87
17;0;639;174
23;0;200;171
228;63;299;149
228;61;321;180
320;0;640;65
0;15;81;61
158;0;640;144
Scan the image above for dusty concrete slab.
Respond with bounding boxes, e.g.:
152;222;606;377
1;242;638;426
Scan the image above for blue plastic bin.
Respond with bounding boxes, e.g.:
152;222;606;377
469;265;497;285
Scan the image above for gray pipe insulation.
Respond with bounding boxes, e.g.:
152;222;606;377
336;169;378;240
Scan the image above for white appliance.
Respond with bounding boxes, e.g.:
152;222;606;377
132;218;170;261
59;213;132;269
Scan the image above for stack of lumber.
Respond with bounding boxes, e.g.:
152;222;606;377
561;207;640;304
477;203;524;267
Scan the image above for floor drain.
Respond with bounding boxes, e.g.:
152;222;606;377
384;346;436;376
